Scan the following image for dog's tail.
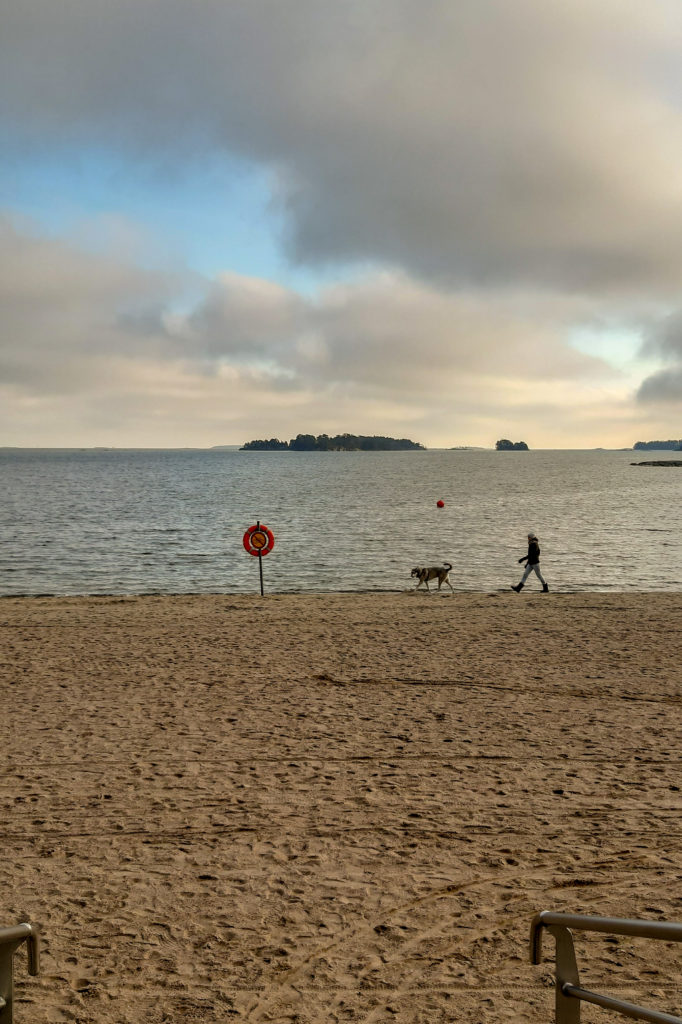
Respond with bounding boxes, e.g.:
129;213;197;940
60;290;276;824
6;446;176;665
443;562;453;570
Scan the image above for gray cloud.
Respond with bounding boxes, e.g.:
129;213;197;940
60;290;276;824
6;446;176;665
642;309;682;360
637;367;682;403
0;217;187;394
4;0;682;292
185;274;304;361
636;309;682;404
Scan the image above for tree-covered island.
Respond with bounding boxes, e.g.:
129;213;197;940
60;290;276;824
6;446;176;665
633;439;682;450
495;438;529;450
241;433;425;451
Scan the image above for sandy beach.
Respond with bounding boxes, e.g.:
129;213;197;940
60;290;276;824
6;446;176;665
3;591;682;1023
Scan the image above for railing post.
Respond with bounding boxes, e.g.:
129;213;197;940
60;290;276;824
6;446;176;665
547;924;581;1024
0;924;40;1023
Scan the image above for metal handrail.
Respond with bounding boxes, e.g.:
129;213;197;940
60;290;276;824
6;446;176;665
0;924;40;1023
531;910;682;1024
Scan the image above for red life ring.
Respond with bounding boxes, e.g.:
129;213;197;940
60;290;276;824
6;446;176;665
243;524;275;557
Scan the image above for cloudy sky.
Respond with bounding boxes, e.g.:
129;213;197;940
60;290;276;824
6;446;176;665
3;0;682;448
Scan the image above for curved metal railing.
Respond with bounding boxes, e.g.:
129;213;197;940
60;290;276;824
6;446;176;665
0;924;40;1022
531;910;682;1024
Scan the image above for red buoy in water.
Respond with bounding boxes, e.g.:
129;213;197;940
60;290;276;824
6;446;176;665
436;499;445;508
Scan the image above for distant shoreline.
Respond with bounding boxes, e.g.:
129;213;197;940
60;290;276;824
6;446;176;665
5;446;682;455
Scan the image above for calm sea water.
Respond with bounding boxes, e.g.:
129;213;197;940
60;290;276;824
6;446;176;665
2;448;681;595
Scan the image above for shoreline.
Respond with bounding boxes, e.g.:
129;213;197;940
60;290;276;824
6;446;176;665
4;592;682;1023
2;586;682;599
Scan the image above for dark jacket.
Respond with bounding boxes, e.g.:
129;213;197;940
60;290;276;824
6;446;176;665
521;539;540;565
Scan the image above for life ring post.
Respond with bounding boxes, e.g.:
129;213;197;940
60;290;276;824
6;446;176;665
257;520;264;596
242;520;274;594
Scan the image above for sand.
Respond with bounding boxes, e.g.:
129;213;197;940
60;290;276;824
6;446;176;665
3;590;682;1023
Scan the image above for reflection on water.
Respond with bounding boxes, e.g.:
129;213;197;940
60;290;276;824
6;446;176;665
1;448;681;594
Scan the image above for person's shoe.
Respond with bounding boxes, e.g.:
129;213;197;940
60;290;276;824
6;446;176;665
542;583;549;592
511;583;523;592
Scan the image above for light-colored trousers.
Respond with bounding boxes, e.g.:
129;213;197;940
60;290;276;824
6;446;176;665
520;562;546;586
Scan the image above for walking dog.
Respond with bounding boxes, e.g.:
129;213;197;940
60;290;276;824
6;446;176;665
411;562;454;592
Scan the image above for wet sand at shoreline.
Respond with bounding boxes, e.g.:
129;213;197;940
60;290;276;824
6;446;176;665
3;591;682;1023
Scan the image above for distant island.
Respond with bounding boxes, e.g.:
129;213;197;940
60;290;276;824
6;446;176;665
241;433;426;451
633;439;682;450
495;439;529;451
632;460;682;467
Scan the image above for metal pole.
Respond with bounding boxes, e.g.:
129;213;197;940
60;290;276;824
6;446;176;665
256;520;264;596
0;923;40;1023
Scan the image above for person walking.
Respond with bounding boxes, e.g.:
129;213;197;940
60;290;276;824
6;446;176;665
511;532;549;592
